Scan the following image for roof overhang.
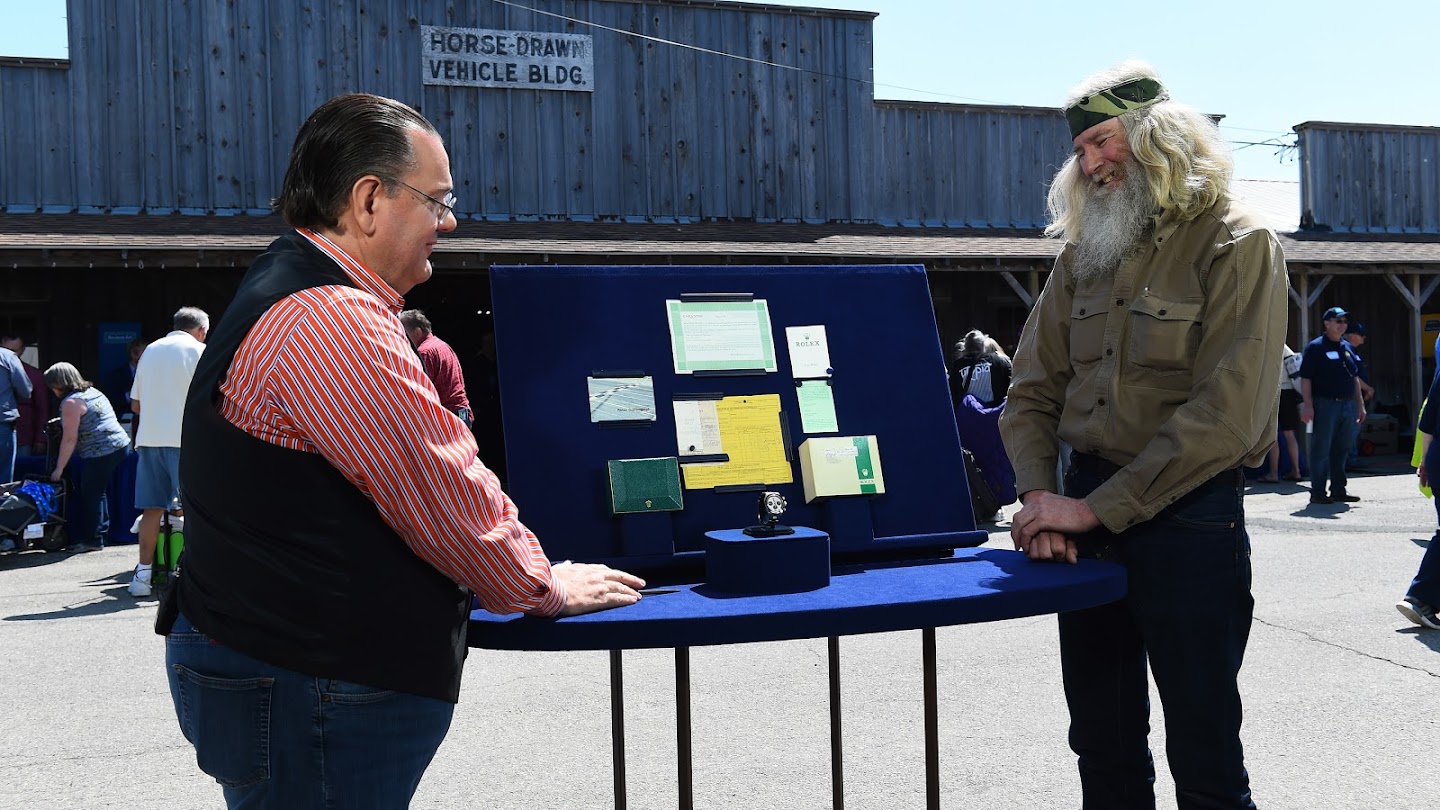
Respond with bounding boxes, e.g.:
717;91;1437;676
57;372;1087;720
1;214;1437;271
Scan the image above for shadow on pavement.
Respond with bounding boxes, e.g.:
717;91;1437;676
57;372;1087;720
3;581;155;621
0;548;92;570
1245;480;1309;495
1292;503;1351;519
1396;626;1440;653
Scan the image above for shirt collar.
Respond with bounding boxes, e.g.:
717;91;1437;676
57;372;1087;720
1151;216;1181;248
295;227;406;314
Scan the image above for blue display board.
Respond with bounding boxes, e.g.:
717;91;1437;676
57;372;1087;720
490;264;983;572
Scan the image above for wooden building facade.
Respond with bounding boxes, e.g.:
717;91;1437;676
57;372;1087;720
1;0;1438;434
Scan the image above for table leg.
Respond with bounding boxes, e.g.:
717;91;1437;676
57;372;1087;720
676;646;692;810
923;627;939;810
829;636;844;810
610;649;627;810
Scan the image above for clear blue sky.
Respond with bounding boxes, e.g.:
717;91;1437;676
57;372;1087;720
4;0;1437;180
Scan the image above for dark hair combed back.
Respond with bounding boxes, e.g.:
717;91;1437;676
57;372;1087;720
398;309;433;334
273;94;439;230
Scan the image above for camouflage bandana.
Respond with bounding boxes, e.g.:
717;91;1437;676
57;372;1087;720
1065;77;1168;139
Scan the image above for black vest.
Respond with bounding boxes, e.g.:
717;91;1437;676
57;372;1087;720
172;232;469;703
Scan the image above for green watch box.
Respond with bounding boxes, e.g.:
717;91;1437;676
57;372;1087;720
607;457;684;515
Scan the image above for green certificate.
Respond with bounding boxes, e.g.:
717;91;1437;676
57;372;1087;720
797;380;838;434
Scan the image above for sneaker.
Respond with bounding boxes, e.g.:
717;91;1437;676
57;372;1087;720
1330;491;1361;503
1396;598;1440;630
127;567;153;598
1309;493;1333;505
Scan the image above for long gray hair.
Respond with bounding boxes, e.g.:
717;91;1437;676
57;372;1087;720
1045;61;1233;243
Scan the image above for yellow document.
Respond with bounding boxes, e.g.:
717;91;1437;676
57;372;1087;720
680;394;794;489
798;435;885;503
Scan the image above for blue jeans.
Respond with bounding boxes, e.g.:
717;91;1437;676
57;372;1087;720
0;421;14;485
1342;399;1360;466
1309;398;1350;496
71;448;127;547
166;613;454;809
1061;459;1256;810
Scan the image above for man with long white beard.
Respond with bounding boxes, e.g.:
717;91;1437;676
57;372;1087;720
1000;61;1288;809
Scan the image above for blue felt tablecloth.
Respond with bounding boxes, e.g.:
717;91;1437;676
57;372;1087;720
468;547;1126;651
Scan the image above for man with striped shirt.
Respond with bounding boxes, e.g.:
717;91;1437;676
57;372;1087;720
160;93;644;808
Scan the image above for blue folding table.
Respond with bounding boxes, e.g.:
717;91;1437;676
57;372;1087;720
469;547;1125;809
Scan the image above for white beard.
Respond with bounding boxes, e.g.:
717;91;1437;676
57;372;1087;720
1068;161;1159;283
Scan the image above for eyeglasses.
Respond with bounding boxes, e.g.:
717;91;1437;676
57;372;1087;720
390;179;457;224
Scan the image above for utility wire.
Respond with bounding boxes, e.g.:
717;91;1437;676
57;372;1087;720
487;0;1007;104
487;0;1282;149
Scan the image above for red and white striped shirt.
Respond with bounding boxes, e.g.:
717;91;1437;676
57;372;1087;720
216;228;565;616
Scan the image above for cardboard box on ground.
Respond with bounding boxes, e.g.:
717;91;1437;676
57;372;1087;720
1357;413;1400;456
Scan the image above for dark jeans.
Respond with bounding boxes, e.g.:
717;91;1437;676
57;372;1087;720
0;421;14;485
1409;445;1440;607
1309;398;1350;496
1061;457;1256;810
166;613;454;809
72;447;127;547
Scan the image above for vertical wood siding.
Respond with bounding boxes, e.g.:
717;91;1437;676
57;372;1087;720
1;0;1074;226
873;102;1069;228
1298;124;1440;233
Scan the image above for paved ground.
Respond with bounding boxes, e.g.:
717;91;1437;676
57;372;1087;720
2;458;1437;810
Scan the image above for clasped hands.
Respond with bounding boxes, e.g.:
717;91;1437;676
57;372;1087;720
1008;490;1101;565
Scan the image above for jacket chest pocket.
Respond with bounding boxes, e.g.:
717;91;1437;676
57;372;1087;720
1128;295;1202;375
1069;293;1110;368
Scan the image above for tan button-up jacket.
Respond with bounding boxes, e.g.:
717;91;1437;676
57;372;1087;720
999;195;1289;532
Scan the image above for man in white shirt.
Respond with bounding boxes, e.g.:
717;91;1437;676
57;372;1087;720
129;307;208;596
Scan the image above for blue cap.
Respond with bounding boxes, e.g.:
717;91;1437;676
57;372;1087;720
1345;321;1367;336
1322;306;1349;321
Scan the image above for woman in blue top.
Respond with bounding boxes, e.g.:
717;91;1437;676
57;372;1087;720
45;362;131;551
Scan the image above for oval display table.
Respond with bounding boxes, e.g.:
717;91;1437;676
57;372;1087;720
469;547;1126;809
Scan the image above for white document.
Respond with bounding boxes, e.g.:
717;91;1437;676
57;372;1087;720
785;325;832;379
673;399;723;456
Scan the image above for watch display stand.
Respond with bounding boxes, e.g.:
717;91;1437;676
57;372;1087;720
703;527;831;594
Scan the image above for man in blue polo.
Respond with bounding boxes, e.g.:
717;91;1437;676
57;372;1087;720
1298;306;1366;504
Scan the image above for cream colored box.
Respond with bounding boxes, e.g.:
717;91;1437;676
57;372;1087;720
798;435;885;503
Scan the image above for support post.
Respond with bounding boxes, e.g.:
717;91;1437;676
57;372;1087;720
676;647;692;810
829;636;844;810
923;627;939;810
610;650;627;810
1413;274;1424;422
